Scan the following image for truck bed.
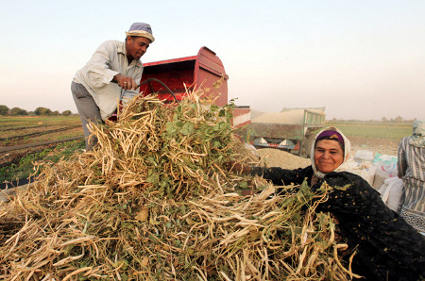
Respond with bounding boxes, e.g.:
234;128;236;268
250;109;325;139
247;109;325;155
249;123;305;140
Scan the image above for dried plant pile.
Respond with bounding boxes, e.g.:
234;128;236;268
0;92;356;280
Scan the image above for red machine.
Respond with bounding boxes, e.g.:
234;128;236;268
139;46;250;128
140;47;228;105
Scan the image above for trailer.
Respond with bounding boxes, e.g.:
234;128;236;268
249;108;325;156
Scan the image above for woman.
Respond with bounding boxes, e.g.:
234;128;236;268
398;120;425;235
251;127;425;281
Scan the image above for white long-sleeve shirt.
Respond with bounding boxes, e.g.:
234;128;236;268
73;40;143;120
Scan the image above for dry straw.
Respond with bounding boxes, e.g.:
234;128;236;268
0;89;358;280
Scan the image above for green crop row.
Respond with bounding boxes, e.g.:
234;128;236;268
0;139;85;185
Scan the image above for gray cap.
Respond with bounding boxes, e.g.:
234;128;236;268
126;22;154;42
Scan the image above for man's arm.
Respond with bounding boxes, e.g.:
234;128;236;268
85;41;120;88
397;138;408;179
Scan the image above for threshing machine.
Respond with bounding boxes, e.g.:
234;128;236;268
138;46;251;128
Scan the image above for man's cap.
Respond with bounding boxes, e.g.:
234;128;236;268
126;22;154;42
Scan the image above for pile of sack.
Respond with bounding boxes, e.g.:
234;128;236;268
346;150;402;212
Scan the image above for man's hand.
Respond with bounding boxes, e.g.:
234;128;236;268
113;74;138;90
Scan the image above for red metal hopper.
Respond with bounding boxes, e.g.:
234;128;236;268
139;46;229;106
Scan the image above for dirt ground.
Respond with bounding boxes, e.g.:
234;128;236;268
349;136;399;157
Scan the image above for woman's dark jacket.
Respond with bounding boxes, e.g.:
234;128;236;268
252;165;425;281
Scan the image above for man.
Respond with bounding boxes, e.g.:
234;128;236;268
71;22;154;149
397;120;425;234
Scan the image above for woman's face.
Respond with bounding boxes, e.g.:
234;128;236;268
314;139;344;173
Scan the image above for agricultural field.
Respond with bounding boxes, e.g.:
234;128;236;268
0;115;85;188
327;120;412;156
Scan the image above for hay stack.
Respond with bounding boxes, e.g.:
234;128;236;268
0;91;357;280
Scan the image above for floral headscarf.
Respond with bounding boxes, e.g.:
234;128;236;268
310;126;351;178
409;120;425;148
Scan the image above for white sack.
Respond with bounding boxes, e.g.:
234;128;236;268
378;177;404;212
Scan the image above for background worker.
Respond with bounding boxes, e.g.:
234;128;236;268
71;22;154;149
398;120;425;234
240;127;425;281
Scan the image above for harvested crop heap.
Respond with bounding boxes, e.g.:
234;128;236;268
0;91;357;280
256;148;310;170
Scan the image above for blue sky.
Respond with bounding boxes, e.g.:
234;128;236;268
1;0;424;120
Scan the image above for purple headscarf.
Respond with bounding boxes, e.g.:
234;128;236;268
315;130;345;152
